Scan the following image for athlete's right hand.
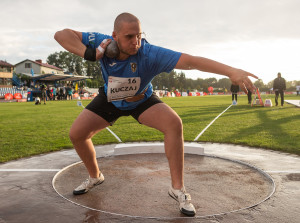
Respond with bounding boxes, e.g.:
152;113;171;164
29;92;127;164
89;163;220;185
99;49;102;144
96;39;112;60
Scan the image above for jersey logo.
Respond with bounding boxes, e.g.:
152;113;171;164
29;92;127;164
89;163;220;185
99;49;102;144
130;63;137;73
88;32;95;47
109;62;117;67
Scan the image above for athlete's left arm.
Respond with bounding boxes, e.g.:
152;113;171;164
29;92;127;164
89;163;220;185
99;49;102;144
175;53;258;93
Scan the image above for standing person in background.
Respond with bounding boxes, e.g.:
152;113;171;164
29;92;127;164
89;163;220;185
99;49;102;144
53;87;57;100
54;12;258;216
30;80;34;89
273;72;286;106
59;86;64;100
295;85;300;96
230;84;239;103
67;84;73;100
40;83;47;105
48;87;53;100
63;85;67;100
247;88;252;104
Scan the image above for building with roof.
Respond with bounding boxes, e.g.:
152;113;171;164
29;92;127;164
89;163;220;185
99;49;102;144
0;59;93;100
15;59;64;75
0;60;14;88
15;59;91;83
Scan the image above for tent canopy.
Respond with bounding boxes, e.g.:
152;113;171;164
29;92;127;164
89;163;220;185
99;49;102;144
21;73;92;82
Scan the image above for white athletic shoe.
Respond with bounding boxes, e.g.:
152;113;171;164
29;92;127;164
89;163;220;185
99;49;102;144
73;173;105;195
168;186;196;216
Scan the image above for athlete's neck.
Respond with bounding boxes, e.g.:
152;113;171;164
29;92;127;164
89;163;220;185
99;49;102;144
117;52;130;60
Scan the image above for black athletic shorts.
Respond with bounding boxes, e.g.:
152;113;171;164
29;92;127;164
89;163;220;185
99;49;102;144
85;87;163;125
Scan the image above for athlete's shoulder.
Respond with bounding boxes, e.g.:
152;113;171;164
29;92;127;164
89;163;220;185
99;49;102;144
140;39;158;52
139;39;163;58
82;32;112;48
138;39;181;74
140;38;180;56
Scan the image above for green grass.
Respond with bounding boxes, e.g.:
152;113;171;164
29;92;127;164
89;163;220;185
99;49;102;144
0;94;299;163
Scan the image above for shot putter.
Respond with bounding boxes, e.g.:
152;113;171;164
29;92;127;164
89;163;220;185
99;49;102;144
75;100;122;142
105;40;120;58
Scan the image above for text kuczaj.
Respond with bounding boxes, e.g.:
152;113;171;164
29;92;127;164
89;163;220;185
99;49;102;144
110;86;137;93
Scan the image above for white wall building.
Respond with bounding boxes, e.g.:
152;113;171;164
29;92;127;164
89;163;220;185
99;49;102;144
15;59;63;75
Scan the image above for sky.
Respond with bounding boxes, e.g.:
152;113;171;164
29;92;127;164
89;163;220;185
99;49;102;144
1;0;300;84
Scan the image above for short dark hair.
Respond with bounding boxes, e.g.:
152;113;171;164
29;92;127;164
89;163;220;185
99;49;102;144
114;12;140;32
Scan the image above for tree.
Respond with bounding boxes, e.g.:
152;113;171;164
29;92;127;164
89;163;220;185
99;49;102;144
217;78;231;92
152;72;170;90
168;70;177;90
177;72;186;91
47;51;84;75
195;78;206;91
254;79;268;91
267;80;273;90
84;61;102;78
206;77;217;87
47;51;105;88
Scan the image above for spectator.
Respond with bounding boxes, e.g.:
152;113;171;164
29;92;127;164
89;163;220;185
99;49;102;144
63;85;67;100
53;87;57;100
59;86;64;100
296;85;300;96
67;84;73;100
273;72;286;106
230;84;239;102
247;88;252;104
40;83;47;105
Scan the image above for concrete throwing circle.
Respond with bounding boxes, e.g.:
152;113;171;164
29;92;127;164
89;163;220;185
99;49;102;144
52;143;275;219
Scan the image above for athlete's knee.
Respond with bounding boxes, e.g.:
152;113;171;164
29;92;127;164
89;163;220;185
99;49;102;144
69;124;89;143
69;126;78;143
165;115;183;135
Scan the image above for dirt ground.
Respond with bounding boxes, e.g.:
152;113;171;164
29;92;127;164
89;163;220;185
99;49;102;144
0;142;299;223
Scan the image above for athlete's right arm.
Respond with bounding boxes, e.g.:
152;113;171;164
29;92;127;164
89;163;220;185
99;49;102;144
54;29;110;60
54;29;86;58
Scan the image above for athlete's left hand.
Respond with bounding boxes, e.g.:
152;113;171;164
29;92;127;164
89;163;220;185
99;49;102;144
229;68;258;94
96;39;112;60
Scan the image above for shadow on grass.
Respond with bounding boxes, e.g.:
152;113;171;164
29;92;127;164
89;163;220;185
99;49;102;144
178;104;233;124
217;106;300;154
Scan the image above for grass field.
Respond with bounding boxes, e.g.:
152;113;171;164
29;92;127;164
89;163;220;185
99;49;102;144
0;94;299;163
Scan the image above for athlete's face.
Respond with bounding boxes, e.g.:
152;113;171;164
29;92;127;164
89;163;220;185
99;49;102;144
113;21;142;60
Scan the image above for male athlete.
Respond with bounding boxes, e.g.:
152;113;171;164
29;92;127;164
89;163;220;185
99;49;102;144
54;12;257;216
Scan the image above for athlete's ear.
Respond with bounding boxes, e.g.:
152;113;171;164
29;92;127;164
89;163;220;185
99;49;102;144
112;31;117;41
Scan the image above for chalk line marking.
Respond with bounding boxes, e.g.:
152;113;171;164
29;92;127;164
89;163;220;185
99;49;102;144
105;127;122;142
265;170;300;174
194;104;232;141
77;101;122;142
52;148;275;220
0;169;60;172
285;100;300;108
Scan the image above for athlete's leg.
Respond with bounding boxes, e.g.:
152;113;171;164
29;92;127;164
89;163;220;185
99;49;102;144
138;103;184;189
248;91;252;104
275;91;279;106
69;109;110;178
280;91;284;106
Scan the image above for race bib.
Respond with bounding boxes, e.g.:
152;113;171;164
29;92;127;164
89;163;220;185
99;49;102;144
107;76;141;102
